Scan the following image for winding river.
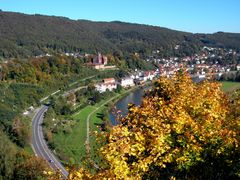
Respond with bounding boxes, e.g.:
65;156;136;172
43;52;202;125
108;76;204;125
109;87;151;125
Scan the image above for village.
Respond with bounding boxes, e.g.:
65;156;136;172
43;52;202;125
31;45;240;93
90;52;157;93
150;46;240;81
92;45;240;93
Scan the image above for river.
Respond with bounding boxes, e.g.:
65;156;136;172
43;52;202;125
109;87;151;125
108;76;204;125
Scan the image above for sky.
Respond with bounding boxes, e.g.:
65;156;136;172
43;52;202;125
1;0;240;33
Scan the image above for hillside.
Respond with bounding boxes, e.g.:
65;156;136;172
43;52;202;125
194;32;240;48
0;11;240;58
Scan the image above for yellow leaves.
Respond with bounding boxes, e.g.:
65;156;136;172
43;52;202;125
69;72;240;179
111;158;130;178
43;170;53;175
68;168;92;180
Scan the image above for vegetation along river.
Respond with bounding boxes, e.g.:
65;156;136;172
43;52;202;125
108;76;203;125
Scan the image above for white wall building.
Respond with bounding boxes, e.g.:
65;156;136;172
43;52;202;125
95;78;117;93
120;77;134;88
237;64;240;71
95;83;117;93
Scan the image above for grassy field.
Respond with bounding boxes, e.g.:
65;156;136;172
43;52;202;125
52;93;119;165
52;81;240;166
52;87;138;166
52;106;96;165
221;81;240;92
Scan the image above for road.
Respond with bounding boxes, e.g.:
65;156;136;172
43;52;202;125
31;75;98;178
31;105;68;179
40;90;61;102
62;86;87;97
40;75;95;102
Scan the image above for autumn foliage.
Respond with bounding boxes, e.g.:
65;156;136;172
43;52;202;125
69;72;240;179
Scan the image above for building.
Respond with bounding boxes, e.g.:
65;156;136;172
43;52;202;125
237;64;240;71
87;52;109;69
95;78;117;93
103;78;115;84
95;83;117;93
120;77;135;88
93;53;108;65
143;71;155;81
86;53;116;70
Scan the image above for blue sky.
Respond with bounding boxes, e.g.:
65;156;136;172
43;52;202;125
1;0;240;33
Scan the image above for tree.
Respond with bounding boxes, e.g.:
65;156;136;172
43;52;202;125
12;117;30;147
76;89;86;103
115;84;122;93
60;104;72;115
14;150;59;179
67;92;76;105
91;91;101;104
69;71;240;179
0;130;17;179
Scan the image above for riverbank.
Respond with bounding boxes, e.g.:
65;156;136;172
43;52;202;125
102;86;140;124
50;79;238;170
51;84;142;166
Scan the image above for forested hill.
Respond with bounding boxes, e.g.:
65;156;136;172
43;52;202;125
0;11;240;58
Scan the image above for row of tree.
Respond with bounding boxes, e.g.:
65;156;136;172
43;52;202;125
220;71;240;82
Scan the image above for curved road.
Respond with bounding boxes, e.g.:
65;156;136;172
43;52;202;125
31;105;68;179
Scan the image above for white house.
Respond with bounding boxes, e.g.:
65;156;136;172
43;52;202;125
237;64;240;71
198;74;206;79
95;83;117;93
120;77;134;88
95;78;117;93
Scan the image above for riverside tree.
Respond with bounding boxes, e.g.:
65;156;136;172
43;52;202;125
68;71;240;179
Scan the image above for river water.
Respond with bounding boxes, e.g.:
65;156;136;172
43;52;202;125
109;87;151;125
108;77;203;125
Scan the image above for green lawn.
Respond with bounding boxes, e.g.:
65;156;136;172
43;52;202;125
88;103;108;166
221;81;240;92
53;106;96;165
52;94;119;165
52;87;137;166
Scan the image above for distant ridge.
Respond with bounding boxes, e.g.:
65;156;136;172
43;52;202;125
0;11;240;58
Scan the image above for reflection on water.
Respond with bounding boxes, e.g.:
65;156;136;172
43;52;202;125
109;87;150;125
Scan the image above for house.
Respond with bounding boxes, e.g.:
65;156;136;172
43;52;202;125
237;64;240;71
103;78;115;84
95;82;117;93
143;71;155;81
95;78;117;93
130;73;139;80
120;77;134;88
198;74;206;79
